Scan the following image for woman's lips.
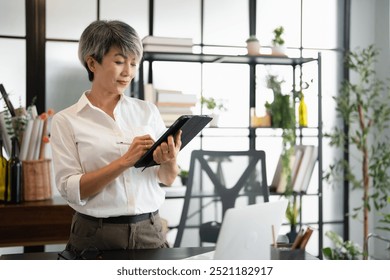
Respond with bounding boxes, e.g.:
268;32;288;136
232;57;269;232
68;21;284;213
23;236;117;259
117;80;129;86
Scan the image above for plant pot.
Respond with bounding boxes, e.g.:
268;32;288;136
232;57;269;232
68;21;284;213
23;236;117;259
286;225;298;243
271;45;286;56
246;41;260;55
209;113;220;127
180;176;188;186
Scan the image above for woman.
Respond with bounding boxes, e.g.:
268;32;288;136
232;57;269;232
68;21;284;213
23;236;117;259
50;20;181;252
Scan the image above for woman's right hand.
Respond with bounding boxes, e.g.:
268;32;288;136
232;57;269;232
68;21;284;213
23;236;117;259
122;134;155;167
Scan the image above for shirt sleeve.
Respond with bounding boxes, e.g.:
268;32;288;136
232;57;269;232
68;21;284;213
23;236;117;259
50;113;86;206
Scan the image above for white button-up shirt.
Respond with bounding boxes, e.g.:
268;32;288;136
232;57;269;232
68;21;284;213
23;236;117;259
50;91;167;217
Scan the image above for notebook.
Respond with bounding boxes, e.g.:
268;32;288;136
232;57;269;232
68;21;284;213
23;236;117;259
134;115;212;169
186;199;289;260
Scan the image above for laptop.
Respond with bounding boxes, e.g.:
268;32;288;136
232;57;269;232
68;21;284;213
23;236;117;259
186;199;289;260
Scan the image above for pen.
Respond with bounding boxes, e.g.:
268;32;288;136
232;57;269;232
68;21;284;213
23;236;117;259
272;225;276;248
117;141;131;145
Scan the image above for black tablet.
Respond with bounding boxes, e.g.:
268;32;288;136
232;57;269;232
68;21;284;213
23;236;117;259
134;115;212;169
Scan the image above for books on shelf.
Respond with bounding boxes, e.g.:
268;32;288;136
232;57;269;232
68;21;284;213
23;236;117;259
158;106;193;115
292;145;317;193
142;36;193;46
143;83;196;126
156;90;197;104
142;36;193;53
143;83;156;103
272;153;298;193
156;90;197;108
271;145;317;194
143;44;193;53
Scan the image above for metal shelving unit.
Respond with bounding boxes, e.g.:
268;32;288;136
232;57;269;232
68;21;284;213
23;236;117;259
136;51;323;255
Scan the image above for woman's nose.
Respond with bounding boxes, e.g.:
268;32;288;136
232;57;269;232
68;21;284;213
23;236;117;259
122;63;133;77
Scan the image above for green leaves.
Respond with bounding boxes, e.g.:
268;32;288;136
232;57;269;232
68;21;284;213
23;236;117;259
200;96;226;112
272;26;285;46
325;44;390;245
322;231;363;260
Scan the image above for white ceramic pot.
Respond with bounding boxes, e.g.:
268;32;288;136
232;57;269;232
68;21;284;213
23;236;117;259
209;113;219;127
271;45;286;56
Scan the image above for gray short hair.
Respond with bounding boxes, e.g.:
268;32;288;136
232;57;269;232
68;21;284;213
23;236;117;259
78;20;143;81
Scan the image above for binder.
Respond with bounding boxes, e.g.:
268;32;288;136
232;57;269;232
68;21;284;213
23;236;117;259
134;115;212;169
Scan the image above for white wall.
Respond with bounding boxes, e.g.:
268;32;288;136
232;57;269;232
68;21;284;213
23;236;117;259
349;0;390;252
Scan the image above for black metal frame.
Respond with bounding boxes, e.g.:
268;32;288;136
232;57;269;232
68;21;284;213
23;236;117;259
174;150;270;247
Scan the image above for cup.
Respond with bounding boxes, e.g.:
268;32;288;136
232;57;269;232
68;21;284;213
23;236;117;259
270;243;305;260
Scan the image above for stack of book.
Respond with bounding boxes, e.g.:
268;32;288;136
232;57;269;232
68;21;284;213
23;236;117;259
271;145;318;194
142;36;193;53
144;84;197;126
157;89;197;126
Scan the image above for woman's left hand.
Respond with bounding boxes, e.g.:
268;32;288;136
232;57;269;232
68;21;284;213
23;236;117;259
153;130;182;165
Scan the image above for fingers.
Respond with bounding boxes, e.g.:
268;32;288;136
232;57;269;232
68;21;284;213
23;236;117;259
152;131;183;165
174;130;182;150
133;135;154;150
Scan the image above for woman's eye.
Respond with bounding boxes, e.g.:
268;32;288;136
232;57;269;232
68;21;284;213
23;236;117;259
115;61;124;65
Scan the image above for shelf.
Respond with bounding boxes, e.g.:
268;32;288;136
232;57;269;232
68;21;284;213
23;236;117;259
143;52;317;66
141;49;323;255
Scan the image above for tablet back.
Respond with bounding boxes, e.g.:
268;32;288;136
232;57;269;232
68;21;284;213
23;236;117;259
134;115;212;168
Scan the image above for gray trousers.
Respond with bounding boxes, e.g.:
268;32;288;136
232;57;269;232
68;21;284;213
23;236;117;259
66;212;169;252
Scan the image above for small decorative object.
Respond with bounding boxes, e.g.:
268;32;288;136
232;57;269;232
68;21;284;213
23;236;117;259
200;96;227;127
250;107;271;127
298;91;308;127
179;169;189;186
23;109;55;201
271;26;286;56
246;35;260;55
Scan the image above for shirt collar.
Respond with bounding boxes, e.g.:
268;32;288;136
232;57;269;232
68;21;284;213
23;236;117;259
75;90;126;113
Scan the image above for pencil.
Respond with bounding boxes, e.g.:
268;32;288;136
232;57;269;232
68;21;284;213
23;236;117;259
272;225;276;248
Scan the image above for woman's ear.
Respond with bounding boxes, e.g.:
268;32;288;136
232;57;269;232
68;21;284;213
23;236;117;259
86;56;95;72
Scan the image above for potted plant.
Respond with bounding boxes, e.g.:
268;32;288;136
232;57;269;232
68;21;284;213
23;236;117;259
246;35;260;56
271;26;286;56
179;169;189;186
322;231;363;260
200;96;227;127
285;196;300;242
324;45;390;259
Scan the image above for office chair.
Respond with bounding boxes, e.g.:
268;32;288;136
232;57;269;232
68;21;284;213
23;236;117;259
173;150;270;247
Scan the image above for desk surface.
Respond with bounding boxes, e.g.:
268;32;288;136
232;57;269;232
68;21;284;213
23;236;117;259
0;247;215;260
0;196;74;248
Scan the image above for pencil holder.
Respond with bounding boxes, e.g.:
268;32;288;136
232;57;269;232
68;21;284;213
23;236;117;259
22;159;52;201
270;243;305;260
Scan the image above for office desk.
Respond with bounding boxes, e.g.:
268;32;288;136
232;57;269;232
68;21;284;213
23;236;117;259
0;197;74;250
0;247;215;260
